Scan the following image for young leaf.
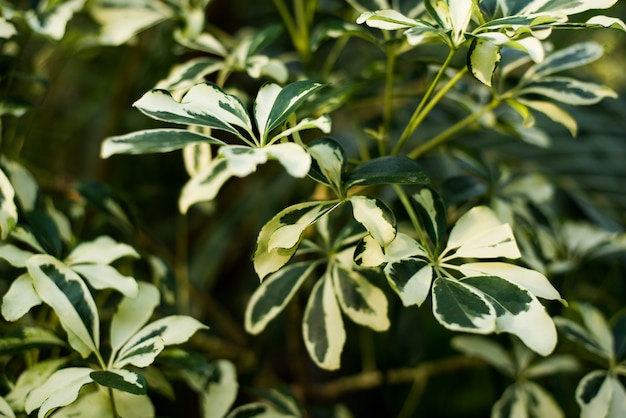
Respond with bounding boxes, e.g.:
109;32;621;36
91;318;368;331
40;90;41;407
432;277;496;334
462;275;557;356
0;168;17;240
350;195;396;248
356;9;417;30
345;156;429;190
411;187;447;249
384;258;433;307
331;265;390;331
1;273;42;321
265;143;313;178
302;276;346;370
100;128;225;158
245;262;319;334
27;255;100;358
90;370;147;395
24;367;93;417
201;360;239;418
65;236;139;266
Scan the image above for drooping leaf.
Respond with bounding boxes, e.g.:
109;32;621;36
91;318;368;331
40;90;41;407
411;187;447;249
0;326;65;355
521;0;618;18
0;168;17;240
385;258;433;307
90;370;147;395
302;277;346;370
345;156;429;190
462;275;557;356
201;360;239;418
100;128;225;158
27;255;99;358
349;195;396;248
245;262;319;334
451;335;515;376
65;236;139;266
331;265;389;331
1;273;42;321
24;367;93;417
432;277;496;334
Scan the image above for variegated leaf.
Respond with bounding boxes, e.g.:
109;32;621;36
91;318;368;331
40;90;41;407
354;235;386;267
1;273;42;321
446;0;474;45
50;387;155;418
263;81;324;138
462;276;557;355
156;58;224;92
576;370;613;418
225;402;296;418
2;159;38;212
27;255;99;358
179;158;232;213
100;128;224;158
432;277;496;334
25;0;85;40
491;384;527;418
0;326;65;355
519;77;617;105
554;316;610;359
5;357;67;411
254;83;282;141
264;143;312;178
71;264;138;297
90;369;147;395
270;115;332;144
451;335;516;376
517;99;577;136
525;42;604;80
201;360;239;418
356;9;417;30
384;258;432;307
302;276;346;370
113;336;165;369
350;196;396;248
219;146;268;177
254;201;340;279
331;265;389;331
65;236;139;266
468;38;500;86
521;0;618;16
110;281;160;356
525;355;579;378
459;262;561;300
586;15;626;31
576;302;614;359
24;367;93;417
412;187;447;249
245;262;319;334
307;137;346;190
0;168;17;240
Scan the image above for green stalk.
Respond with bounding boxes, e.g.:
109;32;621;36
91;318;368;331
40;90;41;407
392;184;430;254
392;48;459;156
108;388;120;418
407;98;500;159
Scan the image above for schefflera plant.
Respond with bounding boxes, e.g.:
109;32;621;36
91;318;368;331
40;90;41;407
245;137;429;369
355;187;563;356
100;80;330;212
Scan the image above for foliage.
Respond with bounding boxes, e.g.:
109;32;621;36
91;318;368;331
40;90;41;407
2;0;626;417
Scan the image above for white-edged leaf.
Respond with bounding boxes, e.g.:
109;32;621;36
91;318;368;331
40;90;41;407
27;255;99;358
0;168;17;240
332;265;389;331
100;128;224;158
432;277;496;334
520;77;617;105
576;302;614;359
525;355;579;378
270;115;332;144
1;273;42;321
451;335;515;376
521;0;618;18
265;142;313;178
354;235;386;267
156;58;225;93
411;187;447;249
265;80;325;135
462;276;557;356
245;262;318;334
356;9;417;30
202;360;239;418
491;384;527;418
576;370;612;418
115;315;207;368
447;0;474;45
302;276;346;370
459;262;561;300
65;236;139;266
24;367;93;417
50;387;155;418
245;55;289;84
183;141;213;176
254;83;282;141
25;0;85;40
526;42;604;80
219;146;268;177
5;357;68;412
179;158;232;213
350;195;396;248
0;326;66;355
554;316;610;359
586;15;626;31
524;381;565;418
517;99;577;136
468;38;500;86
307;137;346;189
90;369;147;395
2;159;38;212
110;281;160;356
384;258;433;307
0;395;15;418
71;264;138;297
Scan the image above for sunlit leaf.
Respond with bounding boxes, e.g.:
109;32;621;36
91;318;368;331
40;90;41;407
264;143;313;178
356;9;417;30
179;159;231;213
264;81;325;137
25;0;85;40
517;99;577;136
468;38;500;86
576;370;612;418
156;58;225;93
525;42;605;80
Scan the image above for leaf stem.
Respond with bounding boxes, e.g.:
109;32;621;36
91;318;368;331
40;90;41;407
108;388;120;418
392;184;430;253
393;48;459;155
407;97;500;159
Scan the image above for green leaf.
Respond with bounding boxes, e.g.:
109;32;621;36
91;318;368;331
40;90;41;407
264;81;325;137
1;273;42;321
254;201;340;279
384;258;433;307
411;187;447;249
245;262;318;334
0;326;65;355
468;38;500;86
445;206;521;259
201;360;239;418
157;58;224;92
100;128;225;158
612;311;626;359
27;255;100;358
65;236;139;265
331;265;389;331
451;335;515;376
0;168;17;240
520;77;617;105
307;137;346;190
133;83;253;139
302;276;346;370
345;156;429;190
24;367;93;417
110;282;160;356
350;196;396;248
90;370;147;395
432;277;496;334
462;275;557;356
179;158;232;213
